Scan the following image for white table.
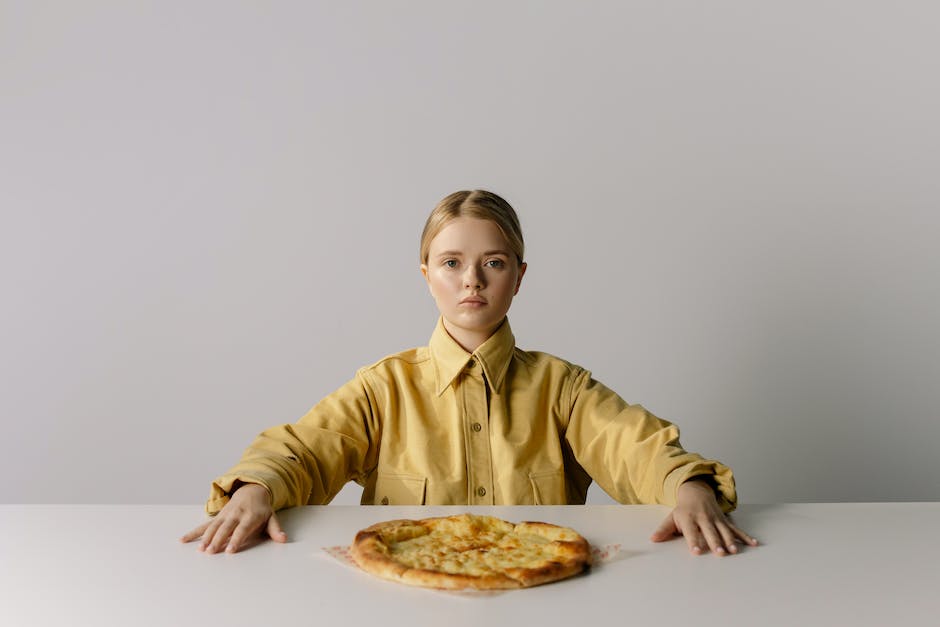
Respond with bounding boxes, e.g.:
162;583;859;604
1;503;937;626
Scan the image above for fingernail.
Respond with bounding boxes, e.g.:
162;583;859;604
716;547;726;554
728;545;738;553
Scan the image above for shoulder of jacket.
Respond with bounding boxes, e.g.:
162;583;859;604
357;346;431;378
513;347;588;378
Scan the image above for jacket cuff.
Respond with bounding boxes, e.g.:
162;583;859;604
664;461;738;513
205;472;279;516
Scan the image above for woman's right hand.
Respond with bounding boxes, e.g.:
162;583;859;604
180;483;288;554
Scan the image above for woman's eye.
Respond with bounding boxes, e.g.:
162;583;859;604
444;260;458;268
486;259;505;268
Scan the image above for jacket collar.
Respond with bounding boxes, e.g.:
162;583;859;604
429;316;516;396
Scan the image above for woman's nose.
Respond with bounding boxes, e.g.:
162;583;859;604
463;265;484;288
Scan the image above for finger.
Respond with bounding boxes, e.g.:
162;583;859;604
697;517;727;556
206;517;239;554
180;520;211;543
677;516;705;555
226;515;263;554
727;520;759;547
650;513;678;542
198;516;223;551
267;512;288;543
715;519;740;554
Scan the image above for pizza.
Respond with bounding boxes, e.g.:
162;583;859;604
349;513;592;590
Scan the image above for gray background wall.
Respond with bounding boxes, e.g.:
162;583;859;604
2;1;937;506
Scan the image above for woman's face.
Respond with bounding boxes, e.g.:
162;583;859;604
421;217;526;351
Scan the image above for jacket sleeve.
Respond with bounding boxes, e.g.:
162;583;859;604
205;369;381;515
563;368;737;512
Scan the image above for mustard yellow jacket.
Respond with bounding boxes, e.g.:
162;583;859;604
207;317;736;514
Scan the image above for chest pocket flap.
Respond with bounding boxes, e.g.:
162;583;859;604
528;469;567;505
374;472;427;505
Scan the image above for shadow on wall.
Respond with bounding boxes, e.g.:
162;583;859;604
724;278;938;503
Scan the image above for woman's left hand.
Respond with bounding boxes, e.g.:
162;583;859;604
650;479;759;556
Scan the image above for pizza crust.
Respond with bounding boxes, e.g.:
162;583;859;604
349;514;592;590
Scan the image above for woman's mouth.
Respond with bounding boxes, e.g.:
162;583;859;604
459;297;487;307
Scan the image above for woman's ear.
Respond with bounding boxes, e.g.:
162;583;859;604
514;262;527;295
420;264;430;285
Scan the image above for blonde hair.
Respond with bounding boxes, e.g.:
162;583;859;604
420;190;524;266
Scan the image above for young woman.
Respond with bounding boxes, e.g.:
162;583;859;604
182;190;757;556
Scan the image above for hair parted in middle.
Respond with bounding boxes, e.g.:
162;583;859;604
419;190;525;266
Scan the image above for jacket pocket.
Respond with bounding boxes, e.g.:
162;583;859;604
374;472;427;505
528;469;567;505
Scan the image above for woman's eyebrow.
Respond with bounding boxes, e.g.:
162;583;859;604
435;249;510;258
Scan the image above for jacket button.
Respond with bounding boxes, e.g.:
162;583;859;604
467;360;475;368
380;496;389;505
472;422;482;432
476;487;486;497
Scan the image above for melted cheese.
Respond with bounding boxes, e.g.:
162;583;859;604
387;518;562;577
